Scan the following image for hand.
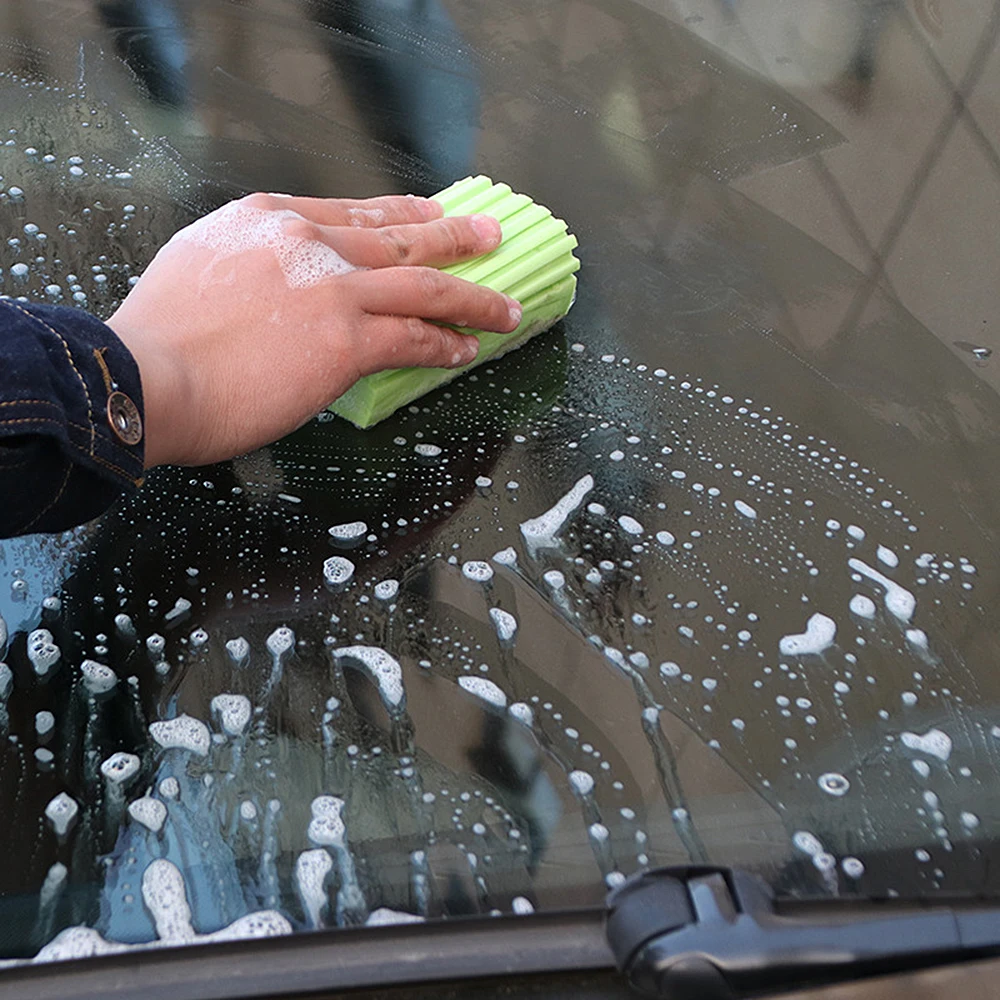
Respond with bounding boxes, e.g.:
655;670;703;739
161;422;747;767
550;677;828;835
107;192;521;468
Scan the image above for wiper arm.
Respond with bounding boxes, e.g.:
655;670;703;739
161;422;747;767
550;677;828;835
605;866;1000;999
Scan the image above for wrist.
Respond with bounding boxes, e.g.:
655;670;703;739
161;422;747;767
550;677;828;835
107;313;192;468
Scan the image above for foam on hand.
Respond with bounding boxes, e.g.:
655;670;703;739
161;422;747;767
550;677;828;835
173;200;356;288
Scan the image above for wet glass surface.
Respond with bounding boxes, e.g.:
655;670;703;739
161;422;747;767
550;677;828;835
1;0;1000;968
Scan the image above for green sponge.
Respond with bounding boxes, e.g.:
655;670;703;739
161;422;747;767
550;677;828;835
328;175;580;429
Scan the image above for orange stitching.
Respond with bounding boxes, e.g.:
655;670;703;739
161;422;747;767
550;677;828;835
3;302;96;455
67;441;142;485
0;416;62;428
21;460;73;532
0;422;141;484
93;347;115;394
0;404;90;435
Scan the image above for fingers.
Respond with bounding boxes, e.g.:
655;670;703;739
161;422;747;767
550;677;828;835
244;192;442;228
358;315;483;373
347;267;522;334
318;215;502;268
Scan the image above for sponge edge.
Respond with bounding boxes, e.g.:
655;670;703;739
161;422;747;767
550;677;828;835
328;175;580;429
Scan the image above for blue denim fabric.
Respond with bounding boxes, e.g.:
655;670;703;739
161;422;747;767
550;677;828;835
0;299;145;538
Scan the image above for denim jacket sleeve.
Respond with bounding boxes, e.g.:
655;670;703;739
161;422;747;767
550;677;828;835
0;298;146;538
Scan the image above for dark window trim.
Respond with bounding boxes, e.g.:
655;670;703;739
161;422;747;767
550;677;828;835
0;907;614;1000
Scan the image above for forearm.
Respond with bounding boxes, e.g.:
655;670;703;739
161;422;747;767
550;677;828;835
0;299;146;538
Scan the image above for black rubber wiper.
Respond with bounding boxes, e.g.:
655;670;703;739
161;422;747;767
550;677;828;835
605;865;1000;999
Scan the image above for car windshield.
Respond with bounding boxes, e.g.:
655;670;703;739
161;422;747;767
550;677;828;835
0;0;998;973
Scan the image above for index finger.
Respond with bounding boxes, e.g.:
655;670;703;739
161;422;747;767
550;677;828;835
249;192;442;228
347;266;522;334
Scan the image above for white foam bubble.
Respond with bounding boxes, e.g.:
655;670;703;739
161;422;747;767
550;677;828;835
848;558;916;621
877;545;899;568
458;676;507;708
128;797;167;833
225;637;250;664
266;626;295;658
175;201;357;288
374;579;399;602
323;556;355;587
366;908;425;926
901;728;952;761
295;849;332;928
149;715;210;757
792;831;824;856
511;897;535;915
508;702;533;726
35;711;55;737
80;659;117;694
849;594;876;619
308;795;346;847
734;500;757;520
492;547;518;566
101;752;140;785
33;927;127;962
211;694;252;737
462;560;494;583
27;629;60;675
618;515;644;535
489;607;518;642
328;521;367;543
331;646;405;711
569;770;594;796
817;772;850;797
520;475;594;554
656;530;675;546
588;822;610;843
159;777;180;800
44;793;78;837
779;613;837;656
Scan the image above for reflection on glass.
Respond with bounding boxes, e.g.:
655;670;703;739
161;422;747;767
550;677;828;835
0;0;998;973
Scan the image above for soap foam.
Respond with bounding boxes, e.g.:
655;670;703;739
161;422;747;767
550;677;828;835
366;908;424;926
44;793;78;837
901;728;952;761
779;613;837;656
174;201;357;288
458;676;507;708
101;752;140;785
489;607;518;643
331;646;405;711
308;795;346;847
848;558;916;621
520;475;594;554
128;797;167;833
211;693;252;737
149;714;211;757
295;849;333;927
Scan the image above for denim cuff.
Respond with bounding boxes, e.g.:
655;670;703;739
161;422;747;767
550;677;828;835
0;299;145;535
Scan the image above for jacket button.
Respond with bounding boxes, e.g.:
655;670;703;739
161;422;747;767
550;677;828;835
107;391;143;445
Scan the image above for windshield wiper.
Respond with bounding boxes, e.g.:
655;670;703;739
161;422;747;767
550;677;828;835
605;865;1000;999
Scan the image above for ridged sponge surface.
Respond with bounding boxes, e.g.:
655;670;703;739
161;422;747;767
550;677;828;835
328;175;580;429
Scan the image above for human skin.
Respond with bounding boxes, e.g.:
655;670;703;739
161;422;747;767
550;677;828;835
108;192;521;468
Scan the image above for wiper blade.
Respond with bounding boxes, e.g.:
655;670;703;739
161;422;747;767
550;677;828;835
605;866;1000;999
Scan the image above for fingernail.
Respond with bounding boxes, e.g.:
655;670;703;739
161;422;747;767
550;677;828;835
470;213;501;243
506;297;522;330
457;338;480;366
